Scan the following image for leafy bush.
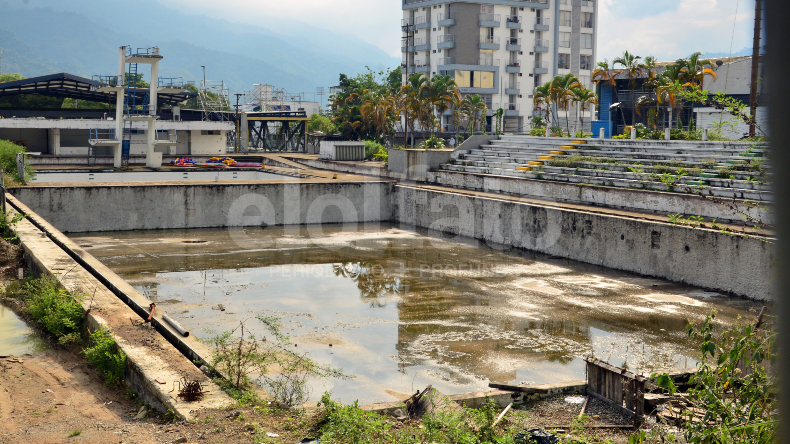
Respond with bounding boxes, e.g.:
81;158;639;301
420;135;446;149
549;126;567;137
307;113;336;135
83;326;127;387
364;140;385;160
0;139;31;184
20;277;84;345
529;127;546;137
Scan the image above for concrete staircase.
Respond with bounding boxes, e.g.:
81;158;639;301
441;136;771;200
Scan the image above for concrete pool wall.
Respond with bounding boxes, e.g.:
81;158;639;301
9;180;776;300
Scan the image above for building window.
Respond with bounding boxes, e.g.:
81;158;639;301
581;33;593;49
580;55;592;70
558;54;570;70
452;70;494;88
559;32;571;48
559;11;571;27
582;12;594;28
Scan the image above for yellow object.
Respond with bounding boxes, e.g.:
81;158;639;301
538;155;554;160
550;151;566;155
333;173;338;179
528;161;544;166
560;145;577;150
571;140;587;144
517;166;533;171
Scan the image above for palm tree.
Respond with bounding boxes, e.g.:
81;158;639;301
681;52;717;87
360;89;395;144
572;87;597;134
550;73;581;135
612;50;644;129
420;74;460;137
532;82;553;129
450;93;468;140
400;73;428;147
462;94;487;137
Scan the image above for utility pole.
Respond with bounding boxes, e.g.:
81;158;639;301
401;19;413;148
749;0;762;137
234;93;243;152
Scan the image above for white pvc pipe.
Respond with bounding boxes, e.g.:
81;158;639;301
630;127;636;140
599;128;605;139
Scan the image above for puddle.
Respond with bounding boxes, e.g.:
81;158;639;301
0;304;48;356
71;224;763;405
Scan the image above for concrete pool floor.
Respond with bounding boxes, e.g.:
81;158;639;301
70;224;763;405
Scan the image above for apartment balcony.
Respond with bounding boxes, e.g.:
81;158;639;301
534;17;550;31
479;13;501;27
437;57;455;68
437;12;455;27
559;40;571;48
558;61;570;70
413;37;431;52
534;39;549;53
487;103;499;116
506;60;521;73
401;18;415;31
505;82;520;95
413;58;430;73
580;62;592;71
505;37;521;51
415;15;431;29
505;103;520;117
506;15;522;29
479;35;500;50
559;0;571;9
478;58;500;67
559;19;572;27
582;20;594;29
581;0;594;7
437;34;455;50
533;60;548;75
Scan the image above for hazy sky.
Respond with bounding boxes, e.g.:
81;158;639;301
166;0;757;63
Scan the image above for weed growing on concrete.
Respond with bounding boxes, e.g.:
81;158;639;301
0;140;33;184
0;210;25;242
207;316;349;408
9;276;84;345
83;326;127;387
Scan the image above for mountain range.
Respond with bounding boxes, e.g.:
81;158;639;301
0;0;400;98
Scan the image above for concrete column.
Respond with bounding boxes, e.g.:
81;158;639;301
49;129;61;155
149;61;159;116
630;127;636;140
115;46;127;169
702;128;708;141
599;127;605;139
664;128;671;140
545;126;550;137
146;119;160;168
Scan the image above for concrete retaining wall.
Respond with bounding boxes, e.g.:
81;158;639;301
388;148;455;181
10;181;393;233
392;184;776;301
425;170;773;225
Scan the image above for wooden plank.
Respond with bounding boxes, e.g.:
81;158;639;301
584;357;647;382
586;388;636;418
614;373;623;407
487;380;587;394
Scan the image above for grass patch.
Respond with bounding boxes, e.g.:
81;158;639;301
83;326;127;387
6;276;84;345
69;429;82;437
0;139;33;185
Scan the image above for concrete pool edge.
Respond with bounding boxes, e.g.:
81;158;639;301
6;193;233;418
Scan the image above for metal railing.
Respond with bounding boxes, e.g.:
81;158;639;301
415;15;429;25
580;61;592;70
438;57;456;65
480;35;500;44
414;58;430;67
507;82;520;90
560;0;570;5
479;13;501;22
536;17;551;26
559;40;571;48
582;20;594;28
534;61;548;69
89;128;117;140
558;60;570;69
92;75;121;87
534;39;549;47
507;15;521;24
507;37;521;45
507;60;521;67
437;12;456;21
506;103;520;111
437;34;455;43
156;129;177;142
478;58;499;66
560;19;572;26
126;46;159;56
413;37;428;46
401;18;414;27
582;0;594;6
158;77;188;88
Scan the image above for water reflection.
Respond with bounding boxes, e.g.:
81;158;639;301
70;224;762;404
0;304;48;356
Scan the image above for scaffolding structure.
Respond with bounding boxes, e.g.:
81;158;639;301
199;79;231;121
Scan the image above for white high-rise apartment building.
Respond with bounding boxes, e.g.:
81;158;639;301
402;0;598;133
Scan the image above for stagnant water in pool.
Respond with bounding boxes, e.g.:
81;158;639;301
71;224;761;405
0;304;48;356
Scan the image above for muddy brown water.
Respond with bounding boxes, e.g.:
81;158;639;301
0;304;48;356
70;224;762;405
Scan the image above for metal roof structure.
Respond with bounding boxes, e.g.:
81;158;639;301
0;73;195;106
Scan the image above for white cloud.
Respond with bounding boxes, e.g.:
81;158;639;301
597;0;755;62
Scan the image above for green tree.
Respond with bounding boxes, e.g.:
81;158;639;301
550;73;581;135
572;86;597;134
308;113;337;135
462;94;487;137
612;50;644;127
533;82;553;129
419;74;459;138
0;73;25;83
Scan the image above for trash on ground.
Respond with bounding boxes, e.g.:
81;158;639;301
515;428;558;444
564;396;586;404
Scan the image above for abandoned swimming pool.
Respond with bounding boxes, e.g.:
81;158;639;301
69;224;762;405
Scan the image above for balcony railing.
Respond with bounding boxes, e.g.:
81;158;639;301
559;40;571;48
507;60;521;67
534;39;549;47
478;59;500;66
480;35;500;44
401;18;414;27
126;47;159;57
580;62;592;70
506;103;520;111
413;37;428;46
560;0;570;5
89;128;117;140
92;75;121;87
534;61;548;69
558;61;570;69
437;12;456;21
158;77;189;89
415;15;429;25
479;13;501;22
507;82;520;90
507;37;521;45
437;34;455;43
414;58;430;67
582;21;594;28
581;0;594;6
507;15;521;24
438;57;455;65
560;19;572;27
536;17;551;26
